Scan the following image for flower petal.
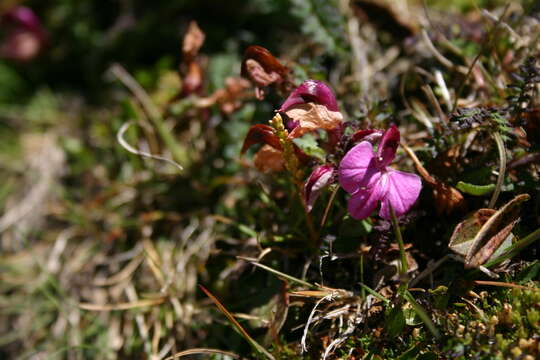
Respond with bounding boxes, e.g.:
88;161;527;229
338;142;380;194
377;125;400;167
351;129;383;144
379;169;422;219
304;165;335;211
348;181;386;220
280;80;339;112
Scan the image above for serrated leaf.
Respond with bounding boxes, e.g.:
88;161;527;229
456;181;495;196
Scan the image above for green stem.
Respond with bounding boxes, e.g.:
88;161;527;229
359;283;389;304
389;205;408;277
488;132;506;209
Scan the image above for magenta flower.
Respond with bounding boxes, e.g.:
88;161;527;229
339;125;421;220
280;79;339;112
304;164;335;211
1;6;45;62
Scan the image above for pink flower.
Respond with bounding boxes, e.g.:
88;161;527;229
304;164;335;211
338;125;421;220
280;79;339;112
1;6;45;62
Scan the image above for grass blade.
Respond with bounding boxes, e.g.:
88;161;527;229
199;285;275;360
165;348;241;359
237;256;316;289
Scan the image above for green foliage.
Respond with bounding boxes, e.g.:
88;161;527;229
290;0;347;55
456;181;495;196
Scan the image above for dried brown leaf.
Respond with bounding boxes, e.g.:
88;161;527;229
241;45;289;99
241;124;282;154
351;0;418;40
182;21;205;61
285;103;343;138
254;145;285;172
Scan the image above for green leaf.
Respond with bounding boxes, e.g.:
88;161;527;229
290;0;347;55
516;260;540;284
385;306;406;337
398;344;421;360
292;133;326;162
456;181;495;196
417;352;438;360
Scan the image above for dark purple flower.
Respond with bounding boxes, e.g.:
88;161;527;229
280;80;339;112
3;7;43;33
304;164;335;211
1;6;45;62
339;125;421;220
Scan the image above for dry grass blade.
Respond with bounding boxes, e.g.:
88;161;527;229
473;280;540;291
165;348;241;359
117;122;183;171
93;253;143;286
79;297;166;311
198;285;275;360
237;256;316;288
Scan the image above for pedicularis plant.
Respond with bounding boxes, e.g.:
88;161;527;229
242;76;421;253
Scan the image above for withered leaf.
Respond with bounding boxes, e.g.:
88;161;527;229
195;77;252;114
241;45;289;99
254;145;285;172
350;0;418;40
448;194;530;269
241;124;282;154
432;183;466;215
182;21;205;61
241;45;289;80
285;103;344;139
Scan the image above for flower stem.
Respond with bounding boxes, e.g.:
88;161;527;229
389;205;408;281
320;186;339;228
488;131;506;209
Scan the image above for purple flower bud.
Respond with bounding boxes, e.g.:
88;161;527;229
1;7;45;62
351;129;383;144
280;80;339;112
304;164;335;211
3;7;43;35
